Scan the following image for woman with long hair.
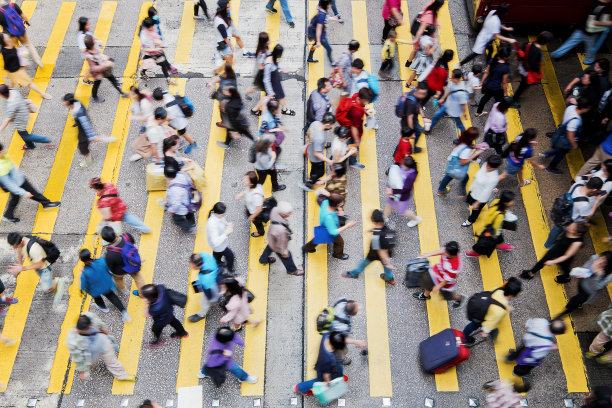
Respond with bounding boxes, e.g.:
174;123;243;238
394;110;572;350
206;202;236;273
436;127;485;197
405;0;444;64
421;49;453;106
498;128;545;187
0;34;51;99
254;137;285;192
262;44;295;116
235;171;266;237
139;17;177;85
384;156;421;227
219;277;260;331
213;1;244;74
217;86;254;149
246;32;270;111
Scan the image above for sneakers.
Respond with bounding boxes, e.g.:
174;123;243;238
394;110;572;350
243;51;256;58
92;97;105;103
461;220;472;227
0;297;18;305
336;13;345;23
145;339;168;348
332;253;349;260
170;331;189;339
188;314;206;323
79;157;93;168
407;216;422;228
121;310;132;323
307;58;319;63
196;371;210;379
20;144;30;150
496;244;514;251
412;291;430;300
82;79;94;85
99;137;117;143
380;274;396;285
132;289;140;297
42;202;61;210
272;184;286;192
294;384;313;396
242;375;258;384
216;141;229;149
93;303;110;313
184;142;198;154
465;250;480;258
266;6;278;14
299;182;313;192
341;271;358;279
341;356;351;365
288;22;295;29
2;216;20;223
288;269;304;276
350;163;365;170
436;187;451;196
119;375;138;382
451;295;464;309
129;153;143;162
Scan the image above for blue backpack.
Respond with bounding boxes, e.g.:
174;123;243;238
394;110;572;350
357;73;380;102
395;92;417;118
167;94;194;118
1;4;25;37
107;234;142;274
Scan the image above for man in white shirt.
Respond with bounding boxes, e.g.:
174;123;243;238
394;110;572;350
462;155;502;226
153;88;197;154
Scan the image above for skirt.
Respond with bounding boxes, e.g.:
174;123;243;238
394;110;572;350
8;68;32;87
386;197;413;215
409;52;433;76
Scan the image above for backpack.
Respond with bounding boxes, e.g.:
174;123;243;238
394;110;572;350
395;92;417;118
169;181;202;212
167;288;187;308
410;12;423;36
258;196;277;223
26;235;61;264
357;74;380;102
335;96;362;127
316;298;350;334
167;94;194;118
0;4;25;37
466;288;506;324
550;183;588;227
380;226;397;250
107;234;142;275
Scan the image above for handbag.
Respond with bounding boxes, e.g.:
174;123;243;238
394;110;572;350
410;12;423;36
502;211;518;231
312;376;348;405
484;129;507;149
313;225;335;245
472;213;504;257
273;130;285;147
328;68;343;88
551;117;578;150
445;146;471;180
182;161;207;191
386;0;403;26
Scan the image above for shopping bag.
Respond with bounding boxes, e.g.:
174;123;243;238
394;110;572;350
312;377;348;405
313;226;335;245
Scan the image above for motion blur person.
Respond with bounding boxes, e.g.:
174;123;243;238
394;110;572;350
259;201;304;276
141;283;189;348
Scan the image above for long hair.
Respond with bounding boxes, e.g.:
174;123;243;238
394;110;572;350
435;49;454;70
510;128;536;158
271;44;283;66
424;0;445;23
216;5;231;26
255;32;269;58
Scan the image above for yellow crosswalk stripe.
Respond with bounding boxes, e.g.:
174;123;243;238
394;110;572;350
0;1;36;76
175;0;240;392
47;1;149;394
241;4;278;396
112;2;196;395
351;1;392;397
305;0;328;381
0;2;75;393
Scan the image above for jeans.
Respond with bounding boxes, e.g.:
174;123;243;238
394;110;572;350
413;120;424;148
194;0;210;18
544;225;563;249
172;212;196;232
429;105;466;133
202;361;249;381
296;367;343;394
36;265;54;291
551;29;597;64
438;173;469;197
345;138;360;165
260;245;298;273
543;147;570;172
463;321;481;338
267;0;292;23
331;0;339;16
213;247;235;272
93;290;125;312
348;257;394;281
308;38;333;64
17;130;50;149
122;212;151;233
151;316;187;341
4;178;51;219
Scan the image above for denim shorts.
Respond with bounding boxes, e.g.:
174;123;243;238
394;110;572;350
36;265;54;291
504;161;522;176
214;44;232;66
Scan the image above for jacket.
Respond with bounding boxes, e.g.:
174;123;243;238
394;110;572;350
165;172;193;216
578;255;612;304
482;200;506;237
516;318;557;366
80;258;116;298
196;252;220;302
0;154;26;196
206;214;229;252
481;289;509;333
66;312;114;373
96;182;127;222
220;291;251;325
267;207;291;255
148;284;174;325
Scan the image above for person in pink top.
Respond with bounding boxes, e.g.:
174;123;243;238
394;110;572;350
406;0;445;65
219;277;261;331
382;0;403;41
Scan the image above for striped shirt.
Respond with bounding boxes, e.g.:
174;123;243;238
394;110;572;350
429;255;461;292
6;90;30;131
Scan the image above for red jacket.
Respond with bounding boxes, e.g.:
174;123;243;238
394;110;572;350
97;183;127;222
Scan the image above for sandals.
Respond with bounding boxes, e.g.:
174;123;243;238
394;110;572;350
281;108;296;116
520;270;535;280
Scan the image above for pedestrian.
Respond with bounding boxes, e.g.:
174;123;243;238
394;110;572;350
305;78;332;130
335;87;374;169
462;277;522;346
405;25;436;87
577;132;612;177
540;97;591;175
139;17;177;85
511;31;553;105
421;49;454;106
307;0;334;64
100;226;146;297
475;46;511;117
0;145;60;223
193;0;210;21
300;112;335;191
152;88;197;154
254;137;286;192
329;126;355;172
67;313;137;382
146;6;165;41
412;240;464;307
483;98;510;154
333;40;360;96
466;190;516;257
576;161;612;212
399;84;428;153
499;129;545;187
585;308;612;365
303;193;358;260
405;0;444;63
520;221;590;283
0;0;42;67
132;106;168;164
196;326;258;385
78;249;131;323
581;385;612;407
235;171;266;238
7;232;64;301
246;32;270;111
316;163;348;202
343;209;397;284
187;252;221;323
466;64;482;106
259;201;304;276
0;34;50;99
128;86;154;146
461;155;502;227
382;0;406;41
206;202;236;273
213;0;244;74
266;0;294;28
566;71;602;107
159;158;200;234
383;156;421;227
0;276;18;319
141;284;189;347
89;177;151;234
393;128;413;164
263;44;295;116
216;86;254;149
483;380;524;408
550;0;612;65
379;30;409;78
294;331;345;396
63;93;116;168
506;318;566;378
256;98;286;167
0;84;52;150
323;299;366;365
459;3;515;67
83;35;127;103
348;58;369;96
208;63;238;131
436;127;485;197
427;69;469;133
564;59;611;103
219;277;260;331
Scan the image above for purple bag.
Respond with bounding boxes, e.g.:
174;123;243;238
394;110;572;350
273;131;285;147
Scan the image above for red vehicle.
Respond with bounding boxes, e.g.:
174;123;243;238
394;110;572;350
467;0;592;27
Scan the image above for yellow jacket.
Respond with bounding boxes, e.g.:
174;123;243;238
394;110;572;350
481;288;509;333
482;200;505;237
381;38;410;60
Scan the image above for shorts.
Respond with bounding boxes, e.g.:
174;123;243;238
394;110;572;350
176;127;187;136
36;265;54;291
8;68;32;87
420;271;456;301
504;161;522;176
214;44;232;66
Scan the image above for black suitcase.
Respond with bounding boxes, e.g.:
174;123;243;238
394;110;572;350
404;258;430;287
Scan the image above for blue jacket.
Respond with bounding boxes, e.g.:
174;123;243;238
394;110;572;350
196;253;220;301
80;258;116;298
148;284;174;325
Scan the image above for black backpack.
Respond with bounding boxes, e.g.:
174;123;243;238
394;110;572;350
258;197;278;223
381;226;397;250
466;288;506;324
26;235;61;264
550;183;588;227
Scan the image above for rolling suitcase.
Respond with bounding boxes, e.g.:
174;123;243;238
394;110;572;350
419;328;470;373
405;258;430;287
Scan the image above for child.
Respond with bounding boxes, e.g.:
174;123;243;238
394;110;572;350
466;64;482;107
406;25;436;87
379;30;409;78
393;127;413;165
63;93;116;168
427;69;469;134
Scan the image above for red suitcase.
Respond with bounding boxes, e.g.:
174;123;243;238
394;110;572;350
419;329;470;373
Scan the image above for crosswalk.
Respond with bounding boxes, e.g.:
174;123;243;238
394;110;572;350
0;0;607;404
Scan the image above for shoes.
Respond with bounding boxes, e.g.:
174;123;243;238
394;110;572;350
332;253;349;260
242;375;258;384
184;142;198;154
350;163;365;170
341;271;358;279
243;51;256;58
302;245;316;254
407;216;422;228
288;269;304;276
412;291;430;300
465;250;480;258
496;243;514;251
463;336;476;347
272;184;286;192
341;356;351;365
82;79;94;85
380;274;396;285
545;168;563;175
120;92;129;98
0;297;18;305
21;144;31;150
336;13;344;23
93;303;110;313
307;58;319;63
79;157;93;168
250;232;263;238
167;78;178;86
436;187;451;196
145;339;168;348
170;331;189;339
293;384;313;396
119;375;138;382
266;6;278;14
188;314;206;323
288;22;295;29
196;371;210;379
299;182;313;192
99;137;117;143
216;141;229;149
43;202;61;210
461;220;472;227
519;270;534;280
92;97;105;103
121;310;132;323
129;153;143;162
2;216;20;223
451;295;464;309
413;147;423;153
132;290;140;296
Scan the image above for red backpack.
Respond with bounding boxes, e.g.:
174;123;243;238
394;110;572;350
335;95;364;127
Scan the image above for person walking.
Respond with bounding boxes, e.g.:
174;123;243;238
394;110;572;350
213;0;244;74
7;233;64;301
206;202;236;273
153;88;197;154
427;69;469;133
141;284;189;347
263;44;295;116
334;40;360;96
577;132;612;177
461;155;502;227
259;201;304;276
466;190;516;257
197;326;258;385
586;307;612;365
266;0;294;28
512;31;553;105
421;49;454;106
520;221;590;283
0;276;18;319
383;156;421;227
406;0;444;63
436;127;485;197
83;35;127;103
67;313;137;382
300;112;335;191
325;299;366;365
399;84;428;153
336;87;374;169
187;252;221;323
219;277;260;331
475;46;511;117
0;34;50;99
307;0;334;64
381;0;404;42
216;87;254;149
0;84;52;150
128;86;153;146
89;177;151;234
343;209;397;284
100;226;145;297
254;137;286;192
483;98;510;154
193;0;210;21
305;78;332;130
0;0;42;67
379;30;409;78
130;106;168;164
139;17;177;85
159;158;200;234
78;249;131;323
245;32;270;110
235;171;266;238
412;241;464;307
499;129;546;187
405;25;436;87
462;277;522;346
294;331;345;396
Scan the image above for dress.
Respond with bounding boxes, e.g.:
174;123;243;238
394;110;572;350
409;35;434;75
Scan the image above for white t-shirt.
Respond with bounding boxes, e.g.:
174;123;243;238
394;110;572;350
445;82;469;117
77;30;94;52
331;137;347;160
244;184;264;215
213;16;236;44
146;118;165;159
472;10;501;54
163;93;188;131
130;98;154;121
350;70;370;95
562;105;582;132
575;170;612;195
469;165;499;202
467;72;481;90
570;184;595;220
